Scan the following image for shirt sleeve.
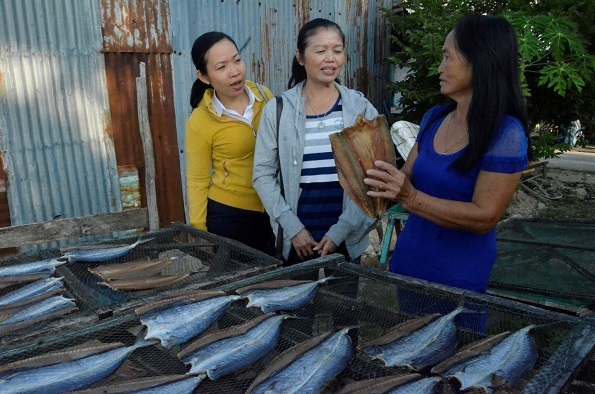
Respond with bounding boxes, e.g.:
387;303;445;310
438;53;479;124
481;116;529;174
185;113;212;231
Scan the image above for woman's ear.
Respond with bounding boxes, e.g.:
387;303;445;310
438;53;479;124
196;70;210;85
295;50;304;66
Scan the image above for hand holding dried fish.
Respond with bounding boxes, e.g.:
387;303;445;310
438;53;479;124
178;313;291;380
60;237;154;262
337;374;441;394
246;327;354;394
69;374;205;394
136;290;241;347
329;115;396;219
0;259;66;288
88;257;178;281
0;277;65;313
236;277;334;313
433;325;538;392
0;336;157;394
0;294;77;335
362;307;470;371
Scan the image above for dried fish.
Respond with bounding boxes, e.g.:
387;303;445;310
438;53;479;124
0;336;157;393
0;277;65;313
69;374;205;394
136;291;241;347
61;237;154;262
337;374;440;394
246;327;354;394
178;313;291;380
88;257;176;281
0;259;66;287
363;307;469;371
330;115;396;219
236;277;334;313
99;273;190;291
0;294;77;335
436;325;538;392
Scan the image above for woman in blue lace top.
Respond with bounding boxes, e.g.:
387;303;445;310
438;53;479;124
365;14;530;294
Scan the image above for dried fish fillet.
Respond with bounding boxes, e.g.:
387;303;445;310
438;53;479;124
88;257;175;281
330;115;396;218
98;273;190;291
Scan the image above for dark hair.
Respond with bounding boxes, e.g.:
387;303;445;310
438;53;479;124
287;18;346;89
448;14;530;172
190;32;238;109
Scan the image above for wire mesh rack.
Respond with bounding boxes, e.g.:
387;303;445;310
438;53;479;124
0;254;592;393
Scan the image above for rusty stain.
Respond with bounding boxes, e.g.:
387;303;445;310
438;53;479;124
101;0;172;54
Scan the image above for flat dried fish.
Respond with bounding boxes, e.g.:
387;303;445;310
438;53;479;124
337;374;440;394
69;374;205;394
330;115;396;219
0;259;66;288
0;277;65;314
88;257;176;281
246;327;354;394
61;237;154;262
98;273;190;291
0;294;77;335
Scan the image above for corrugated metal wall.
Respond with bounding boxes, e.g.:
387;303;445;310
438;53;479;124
0;0;121;228
170;0;392;220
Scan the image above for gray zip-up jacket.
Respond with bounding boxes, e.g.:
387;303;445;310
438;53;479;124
253;81;377;260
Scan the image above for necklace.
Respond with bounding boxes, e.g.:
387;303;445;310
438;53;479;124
305;93;330;129
443;113;468;154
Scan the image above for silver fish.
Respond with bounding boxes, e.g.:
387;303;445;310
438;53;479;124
0;294;77;334
247;327;354;394
236;277;334;313
178;313;291;380
136;291;241;347
0;336;156;394
61;237;154;262
0;259;66;287
336;374;438;394
0;277;65;313
439;325;538;392
363;307;468;370
69;374;205;394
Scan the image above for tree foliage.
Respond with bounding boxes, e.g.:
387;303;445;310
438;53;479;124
385;0;595;159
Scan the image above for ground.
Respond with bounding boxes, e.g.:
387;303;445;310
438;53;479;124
362;166;595;265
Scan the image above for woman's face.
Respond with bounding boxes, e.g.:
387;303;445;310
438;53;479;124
438;30;472;101
198;39;246;100
299;27;345;86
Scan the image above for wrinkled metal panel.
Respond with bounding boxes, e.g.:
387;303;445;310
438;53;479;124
170;0;392;220
102;0;184;227
0;0;121;230
101;0;172;53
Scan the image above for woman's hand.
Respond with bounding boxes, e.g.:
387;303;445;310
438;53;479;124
314;236;337;257
291;229;318;260
364;160;418;207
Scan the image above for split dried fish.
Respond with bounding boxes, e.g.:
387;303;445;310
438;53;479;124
236;277;334;313
246;327;354;394
0;259;66;288
98;273;190;291
69;374;205;394
88;257;176;281
0;277;65;314
178;313;291;380
435;325;538;392
337;374;441;394
362;307;469;370
136;290;241;347
0;294;77;335
60;237;154;262
329;115;396;219
0;336;156;393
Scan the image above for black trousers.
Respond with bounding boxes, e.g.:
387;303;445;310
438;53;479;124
206;198;276;256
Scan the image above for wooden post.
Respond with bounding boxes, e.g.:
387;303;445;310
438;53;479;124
136;62;159;231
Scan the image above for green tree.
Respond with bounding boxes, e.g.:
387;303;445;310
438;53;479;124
385;0;595;159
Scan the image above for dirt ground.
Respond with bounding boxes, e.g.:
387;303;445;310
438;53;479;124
362;166;595;265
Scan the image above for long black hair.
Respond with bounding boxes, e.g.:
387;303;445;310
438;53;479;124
447;14;530;172
287;18;345;89
190;32;238;109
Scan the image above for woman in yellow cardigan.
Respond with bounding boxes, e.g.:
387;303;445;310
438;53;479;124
185;31;275;255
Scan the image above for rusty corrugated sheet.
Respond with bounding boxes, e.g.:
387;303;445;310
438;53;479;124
102;0;184;227
101;0;172;53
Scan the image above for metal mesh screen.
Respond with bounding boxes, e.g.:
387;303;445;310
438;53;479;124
0;255;592;393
